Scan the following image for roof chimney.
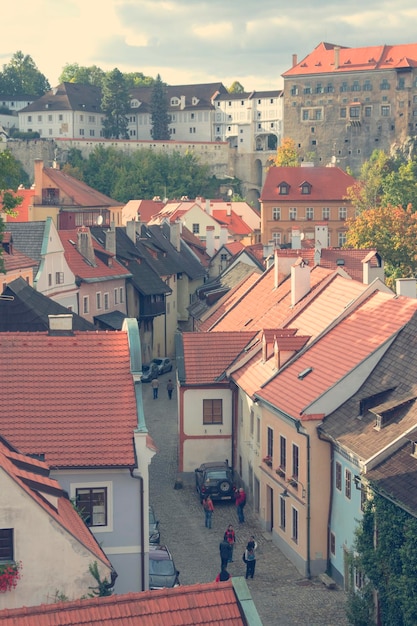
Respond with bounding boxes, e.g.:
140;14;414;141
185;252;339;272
314;224;328;262
395;278;417;298
104;223;116;255
291;227;301;250
334;46;340;70
48;314;74;335
77;227;96;266
205;225;215;257
291;258;311;306
292;54;298;68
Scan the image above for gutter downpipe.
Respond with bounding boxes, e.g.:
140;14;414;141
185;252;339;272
318;428;334;574
130;468;146;591
296;420;311;579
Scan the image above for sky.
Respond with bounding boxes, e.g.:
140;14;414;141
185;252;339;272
3;0;417;92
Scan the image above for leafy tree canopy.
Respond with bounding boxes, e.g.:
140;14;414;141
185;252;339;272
101;68;130;140
345;203;417;287
124;72;155;89
59;63;105;87
64;146;221;203
150;74;170;141
228;81;245;93
0;51;50;97
268;137;299;168
0;150;28;272
345;149;394;213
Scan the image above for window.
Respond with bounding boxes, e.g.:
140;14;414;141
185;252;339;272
291;507;298;543
322;207;330;220
279;435;286;471
0;529;13;561
330;532;336;555
256;417;260;445
302;109;309;121
280;496;286;530
352;81;360;92
279;184;289;195
345;469;352;499
267;427;273;459
119;287;124;303
303;86;312;94
203;399;223;424
104;293;109;310
289;207;297;221
340;82;348;93
339;207;347;220
48;273;52;287
292;443;299;479
55;272;64;285
114;288;118;305
89;130;95;137
272;207;281;220
250;409;254;436
381;105;390;116
48;114;52;122
38;115;42;122
290;86;299;96
80;114;84;121
28;115;32;122
365;106;372;117
338;232;347;246
272;232;281;246
398;77;405;90
80;129;85;136
340;107;347;118
363;80;372;91
306;207;314;220
314;109;322;120
76;487;107;527
83;296;89;314
96;292;102;310
192;223;200;234
59;114;63;121
301;184;311;195
335;461;342;490
350;106;360;118
380;79;390;90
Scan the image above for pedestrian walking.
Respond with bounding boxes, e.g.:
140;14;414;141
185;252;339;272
151;377;159;399
243;542;257;579
215;567;231;582
203;495;214;529
223;524;236;562
167;379;174;400
219;538;232;570
235;487;246;523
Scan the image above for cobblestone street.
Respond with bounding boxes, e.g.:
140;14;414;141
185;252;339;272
146;370;350;626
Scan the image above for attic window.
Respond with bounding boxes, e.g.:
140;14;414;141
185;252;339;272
130;99;140;108
171;97;180;106
279;183;289;195
300;183;311;195
336;259;345;266
371;395;416;430
359;388;396;416
298;367;313;380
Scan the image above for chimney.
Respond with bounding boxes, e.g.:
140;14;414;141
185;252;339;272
334;46;340;70
291;227;301;250
291;258;310;306
274;247;280;288
126;219;140;243
205;199;212;215
362;252;384;285
219;224;228;247
395;278;417;298
34;159;44;195
205;225;215;256
226;203;232;217
292;54;298;68
77;227;96;266
48;314;74;336
104;222;116;255
314;224;328;262
170;219;181;252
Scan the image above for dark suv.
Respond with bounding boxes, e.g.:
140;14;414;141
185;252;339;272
149;544;180;589
195;461;235;502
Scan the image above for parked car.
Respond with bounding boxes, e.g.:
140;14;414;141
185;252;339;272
149;505;160;544
195;461;235;502
141;362;159;383
151;357;173;375
149;544;180;589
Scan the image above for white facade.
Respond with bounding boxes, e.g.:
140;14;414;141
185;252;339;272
19;109;105;139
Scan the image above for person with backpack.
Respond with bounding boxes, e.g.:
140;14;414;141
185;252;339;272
235;487;246;523
203;495;214;529
219;537;232;570
223;524;236;562
243;540;257;579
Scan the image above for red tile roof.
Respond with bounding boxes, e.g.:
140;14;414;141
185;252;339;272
211;209;252;236
183;331;257;384
59;228;131;281
0;581;248;625
0;439;110;565
257;293;417;419
123;199;166;222
261;166;356;202
44;168;122;207
0;330;138;468
2;236;37;272
4;188;34;222
283;41;417;77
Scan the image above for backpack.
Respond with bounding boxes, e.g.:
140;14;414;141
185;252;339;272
242;551;247;563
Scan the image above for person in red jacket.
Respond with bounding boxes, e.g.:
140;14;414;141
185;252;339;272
235;487;246;523
223;524;236;562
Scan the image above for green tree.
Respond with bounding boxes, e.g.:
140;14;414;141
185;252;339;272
0;51;50;96
101;68;130;139
345;150;393;213
124;72;155;89
59;63;105;87
382;159;417;211
150;74;170;141
228;81;245;93
268;137;299;168
0;150;26;272
345;203;417;287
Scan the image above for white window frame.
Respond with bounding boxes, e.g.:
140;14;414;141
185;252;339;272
70;480;113;533
96;292;102;310
272;207;281;221
83;296;89;315
104;292;109;310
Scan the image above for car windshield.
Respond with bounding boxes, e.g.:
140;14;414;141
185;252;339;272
153;359;163;365
206;470;228;481
149;559;175;575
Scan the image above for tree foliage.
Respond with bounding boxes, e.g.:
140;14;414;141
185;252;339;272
347;493;417;626
268;137;299;168
124;72;155;89
0;51;50;97
59;63;105;87
150;74;170;141
345;150;393;213
64;146;220;202
228;81;245;93
0;150;27;272
88;562;113;597
101;68;130;139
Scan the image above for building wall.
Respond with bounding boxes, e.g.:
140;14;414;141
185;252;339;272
0;471;111;610
78;278;127;324
179;386;233;472
53;467;145;594
283;66;417;172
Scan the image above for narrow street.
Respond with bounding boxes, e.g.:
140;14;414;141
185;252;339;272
146;370;349;626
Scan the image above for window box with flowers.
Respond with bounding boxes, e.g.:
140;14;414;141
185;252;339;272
0;561;22;592
262;455;273;467
287;477;298;489
275;467;286;479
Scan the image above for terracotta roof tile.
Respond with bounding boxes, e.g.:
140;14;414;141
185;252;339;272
261;166;356;202
211;209;252;236
44;167;122;207
0;331;137;468
0;581;248;625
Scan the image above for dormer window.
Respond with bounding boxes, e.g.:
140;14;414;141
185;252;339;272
279;183;289;195
171;97;180;106
192;97;199;105
130;99;140;108
301;182;312;195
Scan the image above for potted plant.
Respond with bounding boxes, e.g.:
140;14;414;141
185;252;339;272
262;455;273;467
287;477;298;489
275;466;286;478
0;561;22;592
